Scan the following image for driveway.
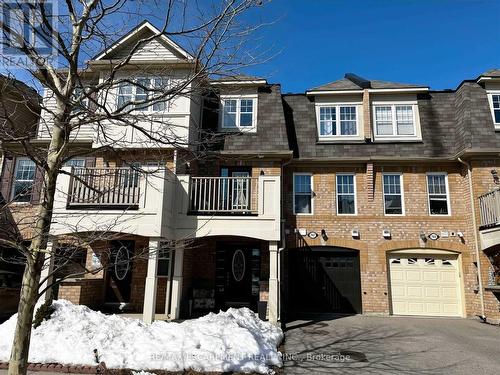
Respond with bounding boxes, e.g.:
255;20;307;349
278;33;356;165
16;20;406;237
283;315;500;374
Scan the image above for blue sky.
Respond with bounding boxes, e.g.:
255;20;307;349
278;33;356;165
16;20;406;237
3;0;499;93
247;0;500;92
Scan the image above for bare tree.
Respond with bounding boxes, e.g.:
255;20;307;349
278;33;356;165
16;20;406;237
0;1;271;374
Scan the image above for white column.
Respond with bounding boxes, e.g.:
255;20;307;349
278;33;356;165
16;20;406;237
268;241;279;324
143;238;160;324
169;244;184;320
39;239;57;302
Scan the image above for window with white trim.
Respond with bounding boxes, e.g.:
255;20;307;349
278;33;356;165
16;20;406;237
11;158;36;202
221;97;256;129
336;174;356;215
374;104;418;138
293;173;313;214
383;174;404;215
64;159;86;168
488;93;500;126
158;246;171;277
318;105;358;137
117;77;169;112
427;173;450;215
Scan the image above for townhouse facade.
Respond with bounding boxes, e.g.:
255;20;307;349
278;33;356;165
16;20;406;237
1;22;500;324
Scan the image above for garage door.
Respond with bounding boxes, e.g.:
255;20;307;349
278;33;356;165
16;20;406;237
388;254;462;317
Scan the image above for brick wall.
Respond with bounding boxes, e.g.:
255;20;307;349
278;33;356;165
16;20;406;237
283;162;481;316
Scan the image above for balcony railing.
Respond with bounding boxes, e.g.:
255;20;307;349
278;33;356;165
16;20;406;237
189;176;258;214
479;189;500;228
67;167;141;209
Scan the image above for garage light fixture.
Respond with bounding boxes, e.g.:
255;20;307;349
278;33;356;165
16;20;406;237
351;229;360;238
382;229;391;239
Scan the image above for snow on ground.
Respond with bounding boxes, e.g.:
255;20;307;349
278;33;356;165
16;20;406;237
0;300;283;374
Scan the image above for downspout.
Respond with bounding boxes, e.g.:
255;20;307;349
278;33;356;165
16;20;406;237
458;157;486;320
277;154;293;321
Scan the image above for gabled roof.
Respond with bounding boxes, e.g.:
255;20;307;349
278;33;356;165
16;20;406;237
92;20;194;61
480;69;500;77
307;73;428;94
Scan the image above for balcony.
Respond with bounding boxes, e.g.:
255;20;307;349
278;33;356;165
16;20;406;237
51;166;172;238
51;170;281;242
478;189;500;250
175;175;281;241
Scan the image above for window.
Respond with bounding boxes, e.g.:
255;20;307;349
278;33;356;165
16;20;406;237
64;159;86;168
158;247;171;277
221;97;256;129
71;86;90;113
374;104;418;138
427;173;450;215
117;78;169;112
383;174;404;215
11;158;36;202
336;174;356;215
293;173;313;214
317;105;358;137
489;93;500;126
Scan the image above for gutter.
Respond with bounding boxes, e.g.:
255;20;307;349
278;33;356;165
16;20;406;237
457;157;486;320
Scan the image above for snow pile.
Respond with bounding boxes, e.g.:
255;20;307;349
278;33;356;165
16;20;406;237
0;300;283;374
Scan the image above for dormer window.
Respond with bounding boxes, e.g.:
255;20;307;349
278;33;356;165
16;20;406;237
220;96;257;130
373;102;421;140
315;104;361;140
487;92;500;128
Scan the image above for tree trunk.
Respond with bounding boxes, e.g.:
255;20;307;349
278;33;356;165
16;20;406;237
8;104;66;375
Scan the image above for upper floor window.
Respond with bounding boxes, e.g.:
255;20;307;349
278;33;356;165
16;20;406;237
317;105;358;138
336;174;356;215
383;174;404;215
374;103;420;140
427;173;450;215
11;158;36;202
221;96;257;129
117;78;169;112
64;159;86;168
488;93;500;127
293;173;313;214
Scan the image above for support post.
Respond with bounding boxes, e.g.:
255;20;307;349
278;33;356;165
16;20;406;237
143;238;160;324
268;240;279;324
39;239;57;302
169;243;184;320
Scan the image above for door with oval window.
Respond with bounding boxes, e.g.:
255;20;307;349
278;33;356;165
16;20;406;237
105;240;134;304
216;244;261;310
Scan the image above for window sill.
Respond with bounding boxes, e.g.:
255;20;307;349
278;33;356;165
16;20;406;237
317;138;365;144
219;127;257;133
372;138;423;143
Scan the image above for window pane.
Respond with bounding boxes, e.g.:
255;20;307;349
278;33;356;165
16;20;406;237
396;105;414;135
65;159;86;168
12;159;36;202
339;106;357;135
223;100;237;128
495;109;500;124
385;195;402;214
319;107;336;136
294;195;311;214
375;106;393;135
294;174;311;193
338;195;355;214
135;78;150;111
158;258;170;277
337;175;355;214
429;198;448;215
240;99;254;127
240;113;253;127
427;175;446;195
117;83;133;109
493;95;500;109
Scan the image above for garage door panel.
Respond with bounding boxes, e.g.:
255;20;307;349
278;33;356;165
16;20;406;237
389;254;462;318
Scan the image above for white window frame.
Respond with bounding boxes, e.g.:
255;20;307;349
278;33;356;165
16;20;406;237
293;172;313;215
11;157;36;203
220;95;258;131
372;101;421;141
116;76;170;113
426;172;451;216
64;158;86;168
382;173;405;216
157;247;171;278
487;91;500;130
315;103;362;141
336;173;357;215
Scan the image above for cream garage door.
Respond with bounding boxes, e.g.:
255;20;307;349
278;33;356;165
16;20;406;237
389;254;462;317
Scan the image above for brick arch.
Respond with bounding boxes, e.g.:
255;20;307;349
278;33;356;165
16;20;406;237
379;240;465;254
298;237;368;252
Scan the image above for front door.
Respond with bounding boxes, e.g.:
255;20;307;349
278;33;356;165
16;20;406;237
105;240;134;304
215;243;261;310
220;167;252;212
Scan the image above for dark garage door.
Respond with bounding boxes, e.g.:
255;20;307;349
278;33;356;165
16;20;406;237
288;247;362;316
